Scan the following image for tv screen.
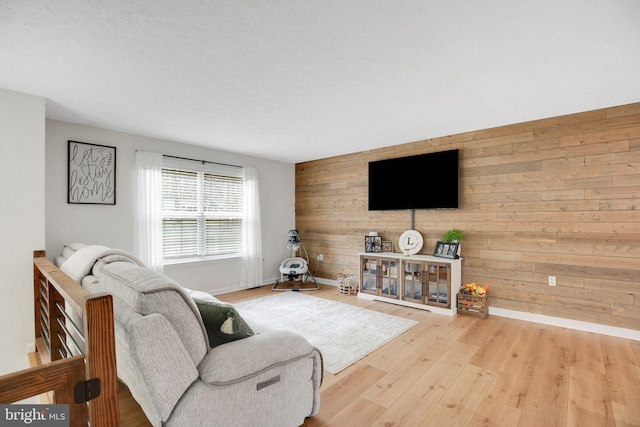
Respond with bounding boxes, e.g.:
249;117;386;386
368;149;459;210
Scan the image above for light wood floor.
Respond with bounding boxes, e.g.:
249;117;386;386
120;284;640;426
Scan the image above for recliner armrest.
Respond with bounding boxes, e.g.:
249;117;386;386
198;330;320;386
129;314;200;422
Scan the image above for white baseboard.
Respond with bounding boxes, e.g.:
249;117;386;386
315;277;337;286
208;277;282;295
27;342;35;353
489;307;640;342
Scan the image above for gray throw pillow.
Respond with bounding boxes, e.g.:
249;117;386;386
193;298;254;347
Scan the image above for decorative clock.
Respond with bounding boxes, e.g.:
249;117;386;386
398;230;423;255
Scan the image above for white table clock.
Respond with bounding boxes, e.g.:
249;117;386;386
398;229;423;255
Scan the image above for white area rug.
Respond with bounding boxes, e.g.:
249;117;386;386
235;292;418;374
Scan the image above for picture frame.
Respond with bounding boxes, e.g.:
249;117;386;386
381;241;393;252
68;140;116;205
433;240;459;259
364;236;382;253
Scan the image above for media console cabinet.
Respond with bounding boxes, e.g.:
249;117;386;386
358;252;461;316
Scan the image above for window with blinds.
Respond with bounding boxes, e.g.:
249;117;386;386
162;163;243;261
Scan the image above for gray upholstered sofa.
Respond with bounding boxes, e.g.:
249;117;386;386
58;245;322;426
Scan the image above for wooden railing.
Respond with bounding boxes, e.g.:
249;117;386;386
0;355;88;427
0;251;119;426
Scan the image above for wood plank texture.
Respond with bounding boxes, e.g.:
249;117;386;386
84;295;120;427
295;102;640;331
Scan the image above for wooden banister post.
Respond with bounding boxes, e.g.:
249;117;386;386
84;295;119;426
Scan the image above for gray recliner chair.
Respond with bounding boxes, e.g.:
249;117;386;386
82;259;322;427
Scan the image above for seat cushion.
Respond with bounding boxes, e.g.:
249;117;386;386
198;330;317;386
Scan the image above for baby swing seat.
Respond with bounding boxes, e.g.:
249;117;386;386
279;257;309;281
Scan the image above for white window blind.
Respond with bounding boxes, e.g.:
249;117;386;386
162;158;243;261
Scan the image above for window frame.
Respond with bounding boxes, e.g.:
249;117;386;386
161;157;244;264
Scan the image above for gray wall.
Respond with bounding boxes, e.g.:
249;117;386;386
45;119;295;294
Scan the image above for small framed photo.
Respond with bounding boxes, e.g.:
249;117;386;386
365;236;382;253
434;241;459;259
381;241;393;252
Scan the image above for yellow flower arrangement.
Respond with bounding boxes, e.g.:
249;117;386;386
460;282;488;296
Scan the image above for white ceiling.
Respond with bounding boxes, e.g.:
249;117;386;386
1;1;639;164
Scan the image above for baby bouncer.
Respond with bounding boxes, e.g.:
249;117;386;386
273;229;319;291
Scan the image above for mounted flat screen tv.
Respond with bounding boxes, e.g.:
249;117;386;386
368;149;459;210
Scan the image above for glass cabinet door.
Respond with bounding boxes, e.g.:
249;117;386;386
380;259;399;298
361;257;378;294
403;262;423;303
427;263;450;307
359;254;457;314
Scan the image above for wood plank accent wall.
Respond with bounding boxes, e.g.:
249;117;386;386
295;102;640;330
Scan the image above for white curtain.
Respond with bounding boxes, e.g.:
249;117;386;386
134;150;164;272
240;167;263;288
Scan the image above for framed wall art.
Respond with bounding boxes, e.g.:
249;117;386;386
68;140;116;204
